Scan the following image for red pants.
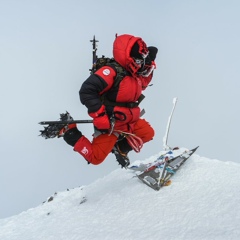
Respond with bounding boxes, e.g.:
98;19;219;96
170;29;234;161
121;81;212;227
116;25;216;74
74;118;154;165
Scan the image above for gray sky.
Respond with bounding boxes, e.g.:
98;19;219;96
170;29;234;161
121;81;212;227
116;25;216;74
0;0;239;219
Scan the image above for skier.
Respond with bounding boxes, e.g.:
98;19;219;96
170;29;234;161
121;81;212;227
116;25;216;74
62;34;158;167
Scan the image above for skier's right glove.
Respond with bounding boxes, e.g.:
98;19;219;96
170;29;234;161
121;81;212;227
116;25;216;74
88;105;110;130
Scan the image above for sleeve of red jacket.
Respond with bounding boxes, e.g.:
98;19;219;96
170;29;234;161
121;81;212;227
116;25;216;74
79;66;116;113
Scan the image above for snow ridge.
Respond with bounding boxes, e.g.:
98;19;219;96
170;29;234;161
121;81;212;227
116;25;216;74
1;150;240;240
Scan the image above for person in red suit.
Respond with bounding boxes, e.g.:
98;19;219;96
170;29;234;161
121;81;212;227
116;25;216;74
63;34;158;167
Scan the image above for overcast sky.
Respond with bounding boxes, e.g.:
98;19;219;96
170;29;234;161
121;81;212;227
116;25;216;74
1;0;239;219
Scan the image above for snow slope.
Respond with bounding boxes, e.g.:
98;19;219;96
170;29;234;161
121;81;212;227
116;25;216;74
0;148;240;240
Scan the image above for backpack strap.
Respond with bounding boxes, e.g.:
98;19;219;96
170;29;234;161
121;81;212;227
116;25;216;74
103;94;145;108
102;60;145;108
106;60;126;88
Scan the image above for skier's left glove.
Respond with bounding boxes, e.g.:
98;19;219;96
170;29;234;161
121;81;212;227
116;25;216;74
140;46;158;77
147;46;158;61
89;105;110;130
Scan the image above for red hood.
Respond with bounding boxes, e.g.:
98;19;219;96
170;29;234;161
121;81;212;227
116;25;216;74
113;34;142;68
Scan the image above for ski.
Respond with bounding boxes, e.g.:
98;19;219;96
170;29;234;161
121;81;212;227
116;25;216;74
136;146;199;191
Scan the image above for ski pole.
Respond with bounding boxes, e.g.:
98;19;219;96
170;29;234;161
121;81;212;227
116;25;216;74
163;97;178;150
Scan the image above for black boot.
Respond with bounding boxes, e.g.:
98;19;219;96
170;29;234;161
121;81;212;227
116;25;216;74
115;137;132;156
64;128;82;147
112;137;132;168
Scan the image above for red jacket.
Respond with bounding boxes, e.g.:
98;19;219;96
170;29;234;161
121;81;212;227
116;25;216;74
80;34;153;133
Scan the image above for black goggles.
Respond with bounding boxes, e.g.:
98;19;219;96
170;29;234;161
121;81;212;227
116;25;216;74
133;51;149;66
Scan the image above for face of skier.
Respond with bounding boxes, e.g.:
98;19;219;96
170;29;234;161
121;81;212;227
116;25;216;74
130;41;156;77
129;40;149;75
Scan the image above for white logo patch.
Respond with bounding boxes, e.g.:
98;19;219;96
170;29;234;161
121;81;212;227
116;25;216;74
81;147;89;155
103;69;110;75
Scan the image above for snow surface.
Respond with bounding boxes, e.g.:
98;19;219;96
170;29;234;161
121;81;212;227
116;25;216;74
0;148;240;240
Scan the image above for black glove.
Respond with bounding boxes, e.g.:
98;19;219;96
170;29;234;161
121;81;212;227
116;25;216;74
144;47;158;66
148;46;158;61
64;128;82;147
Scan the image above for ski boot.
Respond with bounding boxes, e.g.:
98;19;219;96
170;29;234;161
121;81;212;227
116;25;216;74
112;146;130;168
112;137;132;168
112;143;130;168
